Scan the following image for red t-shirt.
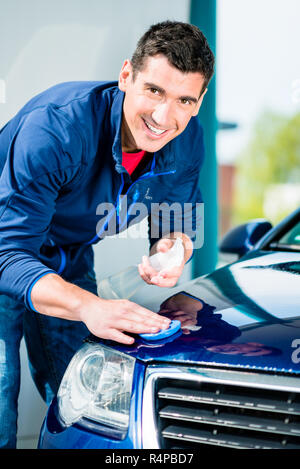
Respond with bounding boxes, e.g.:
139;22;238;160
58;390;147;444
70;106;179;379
122;150;146;175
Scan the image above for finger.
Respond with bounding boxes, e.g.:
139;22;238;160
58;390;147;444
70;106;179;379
142;255;159;278
156;238;174;253
116;318;162;335
122;310;169;330
138;261;170;289
124;302;171;327
150;275;179;288
159;266;182;278
106;329;135;345
137;262;152;284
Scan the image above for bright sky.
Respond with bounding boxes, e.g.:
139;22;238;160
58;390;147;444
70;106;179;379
216;0;300;163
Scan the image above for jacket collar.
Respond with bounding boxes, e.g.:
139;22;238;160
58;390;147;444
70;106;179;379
110;86;176;176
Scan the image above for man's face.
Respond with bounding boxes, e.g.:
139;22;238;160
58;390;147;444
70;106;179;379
119;54;207;153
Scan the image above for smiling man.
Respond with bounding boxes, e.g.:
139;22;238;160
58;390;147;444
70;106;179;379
119;54;206;153
0;21;214;447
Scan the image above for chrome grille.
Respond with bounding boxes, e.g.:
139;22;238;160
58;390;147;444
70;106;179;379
157;379;300;449
141;367;300;449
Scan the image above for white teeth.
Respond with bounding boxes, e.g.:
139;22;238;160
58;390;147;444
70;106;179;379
145;120;166;135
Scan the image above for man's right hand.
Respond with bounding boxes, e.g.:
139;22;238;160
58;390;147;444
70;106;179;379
31;273;170;345
80;297;171;344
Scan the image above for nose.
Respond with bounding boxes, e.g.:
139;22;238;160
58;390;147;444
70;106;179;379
151;101;174;128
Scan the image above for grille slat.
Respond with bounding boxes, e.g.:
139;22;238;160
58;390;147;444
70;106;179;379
158;386;300;415
162;424;300;449
156;379;300;449
159;405;300;437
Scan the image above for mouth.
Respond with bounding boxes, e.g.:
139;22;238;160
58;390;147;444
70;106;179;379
142;118;171;138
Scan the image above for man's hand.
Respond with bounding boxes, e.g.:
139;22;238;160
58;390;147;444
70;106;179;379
31;273;170;345
80;296;171;345
138;244;184;288
138;233;193;288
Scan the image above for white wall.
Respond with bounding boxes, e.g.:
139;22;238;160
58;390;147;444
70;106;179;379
0;0;191;448
0;0;190;126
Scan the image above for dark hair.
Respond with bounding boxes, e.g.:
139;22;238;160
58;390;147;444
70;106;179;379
131;21;215;95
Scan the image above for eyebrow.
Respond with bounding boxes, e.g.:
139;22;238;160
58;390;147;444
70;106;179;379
144;82;199;104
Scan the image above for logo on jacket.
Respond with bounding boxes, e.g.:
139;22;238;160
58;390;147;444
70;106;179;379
144;188;152;200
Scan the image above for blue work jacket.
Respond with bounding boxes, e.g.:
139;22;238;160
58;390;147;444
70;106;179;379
0;81;204;310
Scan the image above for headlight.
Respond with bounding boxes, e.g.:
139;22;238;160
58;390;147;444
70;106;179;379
57;342;136;438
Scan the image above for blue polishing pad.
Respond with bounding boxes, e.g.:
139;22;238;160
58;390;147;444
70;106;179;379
140;319;181;341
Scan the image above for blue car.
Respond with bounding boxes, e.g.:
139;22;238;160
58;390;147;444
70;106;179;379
39;208;300;449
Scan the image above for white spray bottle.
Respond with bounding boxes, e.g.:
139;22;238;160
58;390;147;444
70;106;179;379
97;238;184;300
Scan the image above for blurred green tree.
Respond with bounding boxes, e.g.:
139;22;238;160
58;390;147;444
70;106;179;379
233;110;300;225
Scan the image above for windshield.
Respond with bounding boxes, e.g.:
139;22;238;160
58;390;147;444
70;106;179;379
269;219;300;252
278;220;300;245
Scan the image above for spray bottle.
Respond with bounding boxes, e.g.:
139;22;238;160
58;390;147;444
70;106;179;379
97;238;184;300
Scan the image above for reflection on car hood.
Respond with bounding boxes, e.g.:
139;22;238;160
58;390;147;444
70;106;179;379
99;251;300;374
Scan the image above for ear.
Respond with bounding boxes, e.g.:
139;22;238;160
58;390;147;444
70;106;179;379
118;59;133;92
192;88;208;116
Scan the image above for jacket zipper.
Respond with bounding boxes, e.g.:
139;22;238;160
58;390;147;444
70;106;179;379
56;162;176;272
117;168;176;232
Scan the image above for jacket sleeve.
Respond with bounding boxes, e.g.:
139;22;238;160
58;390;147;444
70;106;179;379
148;119;205;255
0;107;83;309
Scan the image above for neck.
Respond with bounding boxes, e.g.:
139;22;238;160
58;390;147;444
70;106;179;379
121;114;140;153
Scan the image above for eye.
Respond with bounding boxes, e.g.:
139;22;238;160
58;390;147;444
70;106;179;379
180;98;192;106
149;87;160;95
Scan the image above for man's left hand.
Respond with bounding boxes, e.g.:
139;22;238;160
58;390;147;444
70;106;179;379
137;234;192;288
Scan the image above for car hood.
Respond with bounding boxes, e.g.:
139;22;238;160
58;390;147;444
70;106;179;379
98;251;300;374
